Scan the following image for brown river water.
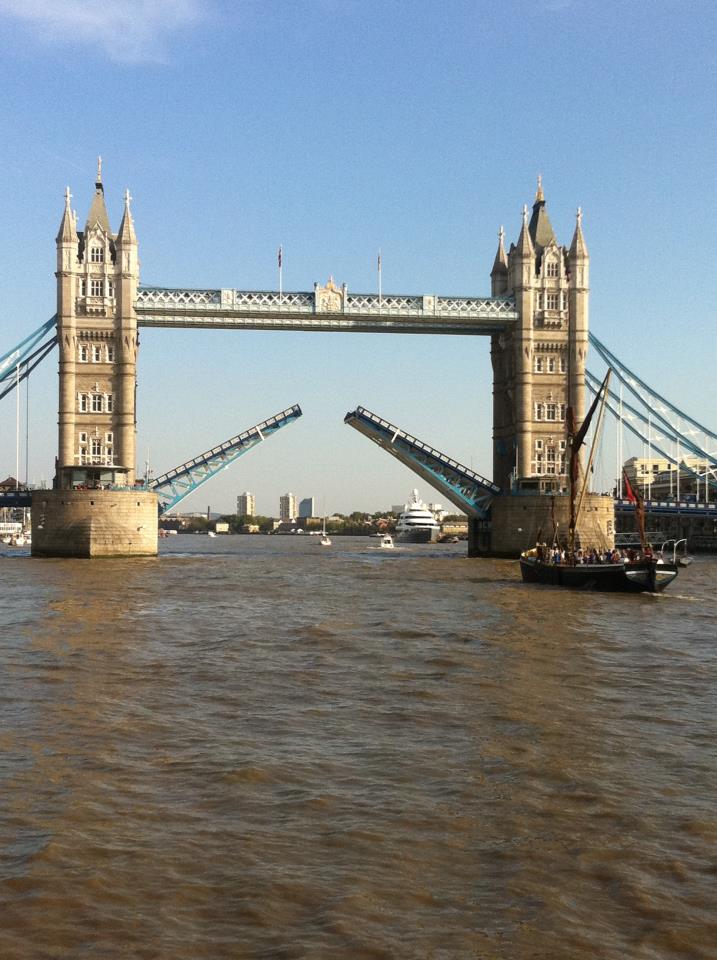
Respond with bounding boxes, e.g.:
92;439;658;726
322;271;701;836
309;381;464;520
1;536;716;960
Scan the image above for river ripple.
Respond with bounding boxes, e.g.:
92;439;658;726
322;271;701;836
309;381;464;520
1;537;715;959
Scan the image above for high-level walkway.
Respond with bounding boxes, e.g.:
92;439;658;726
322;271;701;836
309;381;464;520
135;287;518;335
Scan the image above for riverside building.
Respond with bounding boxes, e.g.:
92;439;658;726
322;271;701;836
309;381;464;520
237;492;256;516
279;493;298;521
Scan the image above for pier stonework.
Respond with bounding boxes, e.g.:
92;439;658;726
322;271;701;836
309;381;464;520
32;161;158;557
472;179;613;555
31;489;158;558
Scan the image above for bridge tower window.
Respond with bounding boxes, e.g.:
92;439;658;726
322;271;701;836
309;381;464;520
90;279;103;297
535;403;544;421
559;356;566;373
546;293;559;310
91;394;103;413
92;345;103;362
90;247;104;263
79;344;89;362
534;356;544;373
546;261;559;278
105;394;114;412
546;403;558;421
79;394;89;413
106;345;115;362
547;357;556;373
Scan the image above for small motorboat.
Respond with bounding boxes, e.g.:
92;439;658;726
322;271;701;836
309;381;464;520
377;534;394;549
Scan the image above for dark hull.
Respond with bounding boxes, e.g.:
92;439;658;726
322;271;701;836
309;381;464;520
395;528;440;544
520;557;678;593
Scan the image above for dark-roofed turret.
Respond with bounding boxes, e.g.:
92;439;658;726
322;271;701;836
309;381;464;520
528;175;556;252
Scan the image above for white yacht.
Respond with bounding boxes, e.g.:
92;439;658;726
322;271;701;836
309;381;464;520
395;489;441;543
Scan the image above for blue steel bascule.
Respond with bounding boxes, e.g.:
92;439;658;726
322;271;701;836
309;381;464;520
1;168;715;555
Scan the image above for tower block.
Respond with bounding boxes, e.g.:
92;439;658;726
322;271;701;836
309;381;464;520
479;179;614;556
32;162;157;557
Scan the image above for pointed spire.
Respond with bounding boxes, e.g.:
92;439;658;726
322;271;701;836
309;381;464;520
85;160;111;234
56;185;77;242
491;224;508;275
528;176;556;250
569;206;588;259
515;204;534;257
117;188;137;245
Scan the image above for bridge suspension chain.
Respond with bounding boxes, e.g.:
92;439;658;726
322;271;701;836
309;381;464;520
585;371;716;491
589;333;717;448
0;316;58;400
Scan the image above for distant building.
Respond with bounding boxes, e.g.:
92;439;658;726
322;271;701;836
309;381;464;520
299;497;316;518
624;456;714;499
279;493;298;521
237;492;256;517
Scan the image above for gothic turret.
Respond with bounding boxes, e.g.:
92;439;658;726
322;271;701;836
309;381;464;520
568;207;589;426
568;206;589;261
56;186;78;245
490;226;508;295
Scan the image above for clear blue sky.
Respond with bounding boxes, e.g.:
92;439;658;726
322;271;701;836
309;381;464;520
0;0;714;514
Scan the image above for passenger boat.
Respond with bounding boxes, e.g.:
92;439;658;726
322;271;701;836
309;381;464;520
395;490;440;543
520;550;678;593
519;370;679;594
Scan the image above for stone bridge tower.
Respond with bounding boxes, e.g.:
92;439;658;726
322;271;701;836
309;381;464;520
483;179;613;555
490;177;589;492
32;162;157;557
55;159;139;488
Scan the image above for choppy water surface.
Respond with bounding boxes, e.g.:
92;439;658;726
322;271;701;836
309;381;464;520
1;536;716;959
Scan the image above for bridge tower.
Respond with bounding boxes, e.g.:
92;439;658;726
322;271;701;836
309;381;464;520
32;162;157;556
483;179;612;555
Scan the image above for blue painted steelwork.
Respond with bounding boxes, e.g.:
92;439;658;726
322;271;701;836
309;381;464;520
616;498;717;518
0;490;32;508
585;370;716;491
151;404;302;514
589;333;717;449
0;316;57;401
344;406;499;518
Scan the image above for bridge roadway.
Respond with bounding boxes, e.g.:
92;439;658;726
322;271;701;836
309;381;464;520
135;287;518;335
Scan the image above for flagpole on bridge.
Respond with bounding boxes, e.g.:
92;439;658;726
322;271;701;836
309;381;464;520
278;245;283;304
377;249;382;309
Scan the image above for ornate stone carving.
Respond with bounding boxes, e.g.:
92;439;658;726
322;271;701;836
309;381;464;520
315;276;343;313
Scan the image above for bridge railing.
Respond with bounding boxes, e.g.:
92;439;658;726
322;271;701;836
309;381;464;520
136;286;518;321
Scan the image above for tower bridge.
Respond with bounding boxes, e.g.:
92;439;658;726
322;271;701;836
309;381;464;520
2;164;712;557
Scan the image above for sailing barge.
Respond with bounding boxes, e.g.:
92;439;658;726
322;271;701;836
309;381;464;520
519;371;679;594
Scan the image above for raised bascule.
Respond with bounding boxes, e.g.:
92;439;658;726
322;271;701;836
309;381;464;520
2;165;712;557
